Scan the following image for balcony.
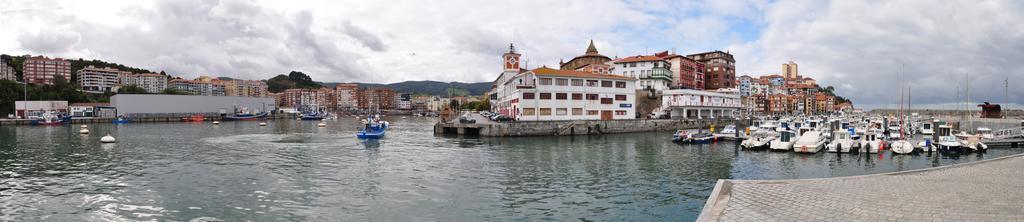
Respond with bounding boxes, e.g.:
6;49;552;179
641;67;673;81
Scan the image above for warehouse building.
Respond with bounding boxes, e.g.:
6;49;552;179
111;94;276;117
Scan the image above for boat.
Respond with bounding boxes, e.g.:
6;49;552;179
357;115;389;139
300;112;329;120
934;124;961;153
741;131;776;150
920;121;934;135
673;129;714;144
672;130;691;143
30;111;69;126
960;134;988;152
223;112;268;121
180;114;205;122
890;140;915;154
826;129;855;153
769;131;796;151
976;127;994;140
793;130;826;153
720;125;737;135
860;130;885;153
112;115;131;124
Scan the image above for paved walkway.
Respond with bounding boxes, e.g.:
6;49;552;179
698;154;1024;221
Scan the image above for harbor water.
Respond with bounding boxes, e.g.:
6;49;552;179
1;117;1021;221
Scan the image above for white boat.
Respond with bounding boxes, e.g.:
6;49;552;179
741;131;776;150
720;125;737;135
934;124;961;153
827;129;855;153
960;134;988;152
920;121;934;135
793;130;826;153
976;127;994;140
769;131;796;151
860;131;884;153
890;140;914;154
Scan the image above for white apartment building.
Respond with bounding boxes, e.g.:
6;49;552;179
490;44;637;121
169;79;225;96
661;88;741;119
609;55;673;92
120;73;168;93
0;62;15;81
77;66;123;93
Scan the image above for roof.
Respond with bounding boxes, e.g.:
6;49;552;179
612;55;664;63
70;102;111;107
531;67;636;80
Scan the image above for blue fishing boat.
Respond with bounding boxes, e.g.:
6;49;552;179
112;115;130;124
356;115;389;139
223;112;268;121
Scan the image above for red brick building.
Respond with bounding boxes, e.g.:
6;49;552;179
358;87;395;110
23;55;71;85
686;51;735;90
663;54;705;90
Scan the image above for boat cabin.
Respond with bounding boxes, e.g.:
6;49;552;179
780;131;793;142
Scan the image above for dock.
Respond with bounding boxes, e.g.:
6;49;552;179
0;114;295;126
697;153;1024;221
435;114;751;137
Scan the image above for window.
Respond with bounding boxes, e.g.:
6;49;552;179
601;98;613;104
615;81;626;88
601;81;613;87
523;108;535;115
572;108;583;115
571;93;583;100
713;67;719;71
586;94;599;100
522;92;535;99
539;93;551;99
587;110;599;115
586;80;598;87
615;95;627;101
571;79;583;86
540;78;552;85
555;93;567;100
615;111;627;116
556;108;567;116
556;78;568;86
539;108;552;115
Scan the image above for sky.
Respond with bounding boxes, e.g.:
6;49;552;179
1;0;1022;109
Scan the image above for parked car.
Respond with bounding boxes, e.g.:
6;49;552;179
458;114;476;123
493;115;514;122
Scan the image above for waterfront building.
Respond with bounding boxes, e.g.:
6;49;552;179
396;93;412;110
22;55;71;85
222;79;269;97
411;95;430;111
610;55;673;91
0;61;16;81
737;75;753;97
427;96;450;112
169;79;225;96
664;54;705;90
559;40;612;71
768;93;792;115
661;89;741;119
120;73;168;94
14;101;68;118
111;94;275;115
69;102;113;117
77;66;124;93
358;87;396;110
782;61;799;79
279;88;335;110
686;51;735;90
334;83;360;111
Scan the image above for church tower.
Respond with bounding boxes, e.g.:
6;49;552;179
503;43;521;72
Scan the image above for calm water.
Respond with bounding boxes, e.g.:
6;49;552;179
1;117;1021;221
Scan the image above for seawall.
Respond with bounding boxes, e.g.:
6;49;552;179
435;119;752;137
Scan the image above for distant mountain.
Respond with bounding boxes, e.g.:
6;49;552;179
320;80;491;96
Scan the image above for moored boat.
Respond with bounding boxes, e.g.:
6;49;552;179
357;115;389;139
180;114;205;122
112;115;131;124
769;131;796;151
223;112;268;121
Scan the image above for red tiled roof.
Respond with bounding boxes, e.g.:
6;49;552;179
531;67;635;80
612;55;664;63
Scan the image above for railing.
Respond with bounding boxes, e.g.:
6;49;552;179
992;127;1024;140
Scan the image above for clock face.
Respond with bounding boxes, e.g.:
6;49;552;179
506;57;517;64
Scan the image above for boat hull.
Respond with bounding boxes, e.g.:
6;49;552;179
223;113;268;121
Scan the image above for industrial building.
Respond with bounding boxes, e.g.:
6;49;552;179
111;94;276;116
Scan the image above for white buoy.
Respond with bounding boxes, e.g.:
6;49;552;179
79;128;90;134
100;134;116;143
80;124;88;128
317;122;326;127
212;121;220;125
259;122;267;126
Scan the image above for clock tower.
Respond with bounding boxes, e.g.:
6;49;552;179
503;43;521;72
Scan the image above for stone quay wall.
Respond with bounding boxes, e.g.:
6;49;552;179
468;119;751;137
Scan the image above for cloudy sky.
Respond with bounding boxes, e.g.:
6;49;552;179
1;0;1022;108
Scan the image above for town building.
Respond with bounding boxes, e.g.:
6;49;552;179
782;61;799;79
661;89;741;119
358;87;396;110
111;94;275;115
663;54;705;90
334;83;360;111
222;79;269;97
69;102;115;117
120;73;168;93
574;63;612;75
686;51;735;90
279;88;335;111
77;66;124;93
22;56;71;85
427;97;451;112
610;55;673;91
491;44;637;121
559;40;612;71
0;61;16;81
396;93;413;110
737;75;753;97
14;101;68;118
169;79;225;96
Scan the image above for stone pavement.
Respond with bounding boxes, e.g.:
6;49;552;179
698;154;1024;221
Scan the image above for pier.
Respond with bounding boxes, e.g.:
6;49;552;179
698;153;1024;221
435;115;751;137
0;114;295;126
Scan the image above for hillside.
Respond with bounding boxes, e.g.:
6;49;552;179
321;80;491;96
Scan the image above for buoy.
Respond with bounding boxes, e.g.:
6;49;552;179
100;134;116;143
212;121;220;125
79;128;90;134
80;125;88;128
259;122;267;126
317;122;326;127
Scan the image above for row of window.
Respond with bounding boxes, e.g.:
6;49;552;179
538;78;628;88
523;93;627;102
522;108;629;116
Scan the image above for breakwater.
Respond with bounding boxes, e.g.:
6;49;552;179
435;118;752;137
0;114;295;126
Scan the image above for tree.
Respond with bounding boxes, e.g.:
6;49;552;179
267;74;295;93
161;88;191;95
117;85;148;94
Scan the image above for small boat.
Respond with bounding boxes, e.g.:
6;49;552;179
30;112;68;126
180;114;205;122
890;140;915;154
720;125;737;135
741;130;776;150
934;124;961;153
860;130;885;153
960;134;988;152
976;127;994;140
300;112;329;120
793;130;827;153
672;130;691;142
769;131;796;151
112;115;130;124
919;121;934;135
223;112;268;121
357;115;389;139
826;129;855;153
